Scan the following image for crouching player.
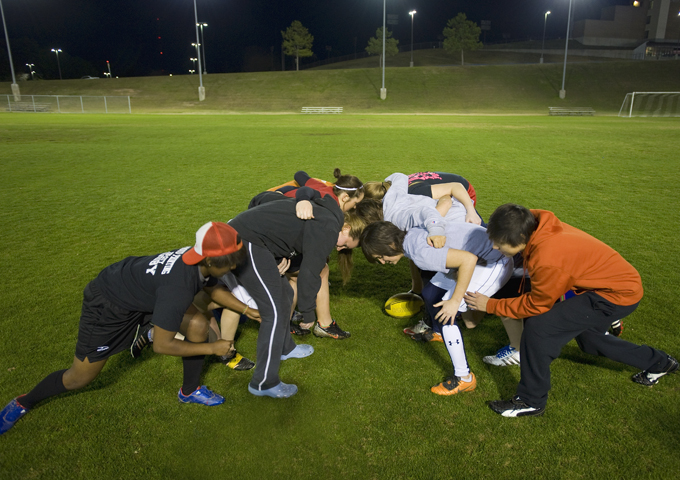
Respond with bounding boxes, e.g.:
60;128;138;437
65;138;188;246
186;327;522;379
464;204;678;417
0;222;244;435
361;221;513;396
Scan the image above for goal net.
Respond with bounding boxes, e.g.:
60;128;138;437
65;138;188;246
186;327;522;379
618;92;680;118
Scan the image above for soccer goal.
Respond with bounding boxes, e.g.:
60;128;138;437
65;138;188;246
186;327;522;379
618;92;680;118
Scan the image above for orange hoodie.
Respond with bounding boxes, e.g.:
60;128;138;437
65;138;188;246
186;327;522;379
486;210;643;319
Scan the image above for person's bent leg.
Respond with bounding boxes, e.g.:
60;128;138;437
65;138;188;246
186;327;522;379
178;306;210;396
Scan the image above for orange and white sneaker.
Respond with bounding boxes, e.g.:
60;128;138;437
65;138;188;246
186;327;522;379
430;373;477;396
410;330;443;343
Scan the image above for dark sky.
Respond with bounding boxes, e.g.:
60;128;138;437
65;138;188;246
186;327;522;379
1;0;633;78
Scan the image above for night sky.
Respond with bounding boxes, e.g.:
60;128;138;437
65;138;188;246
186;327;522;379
1;0;634;79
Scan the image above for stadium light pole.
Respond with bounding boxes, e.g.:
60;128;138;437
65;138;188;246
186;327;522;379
380;0;386;100
675;11;679;60
51;48;63;80
26;63;35;80
197;22;208;73
106;60;112;78
0;0;20;100
192;0;204;101
190;57;197;69
409;10;416;67
540;11;550;64
559;0;573;99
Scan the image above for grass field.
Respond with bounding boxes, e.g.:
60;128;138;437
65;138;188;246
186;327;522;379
1;113;679;479
4;59;680;114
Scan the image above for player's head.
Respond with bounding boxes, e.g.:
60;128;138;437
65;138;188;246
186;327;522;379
363;181;391;200
360;221;406;264
486;204;537;249
354;198;384;224
183;222;246;273
332;168;364;211
336;209;372;284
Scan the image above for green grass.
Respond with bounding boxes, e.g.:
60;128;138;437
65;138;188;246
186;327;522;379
3;59;679;114
0;113;679;479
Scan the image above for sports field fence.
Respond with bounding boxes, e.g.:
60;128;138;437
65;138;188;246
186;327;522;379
3;94;132;114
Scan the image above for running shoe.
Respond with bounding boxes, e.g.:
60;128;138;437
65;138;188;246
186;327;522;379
218;351;255;370
0;397;28;435
130;322;153;358
291;323;311;336
483;345;520;366
431;373;477;396
489;396;545;417
178;385;225;406
410;330;443;343
313;320;351;339
403;318;431;336
632;355;678;386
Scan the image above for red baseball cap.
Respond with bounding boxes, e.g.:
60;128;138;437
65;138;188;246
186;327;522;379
182;222;243;265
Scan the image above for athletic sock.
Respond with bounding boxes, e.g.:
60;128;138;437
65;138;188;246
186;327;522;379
181;339;205;395
441;324;470;378
20;369;69;409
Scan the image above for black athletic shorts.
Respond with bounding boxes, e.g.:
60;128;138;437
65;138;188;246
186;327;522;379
75;281;151;362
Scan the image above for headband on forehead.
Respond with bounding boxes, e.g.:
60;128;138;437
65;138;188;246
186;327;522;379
335;184;364;191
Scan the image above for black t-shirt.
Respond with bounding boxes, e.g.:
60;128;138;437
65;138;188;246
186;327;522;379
407;172;470;198
93;247;216;332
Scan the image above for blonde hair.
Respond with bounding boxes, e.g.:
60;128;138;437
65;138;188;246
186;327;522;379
336;209;371;284
363;181;391;200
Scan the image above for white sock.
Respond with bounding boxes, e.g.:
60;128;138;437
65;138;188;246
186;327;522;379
441;324;470;378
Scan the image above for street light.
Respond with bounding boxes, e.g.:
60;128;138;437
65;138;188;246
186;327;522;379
106;60;112;78
559;0;573;99
192;0;204;100
190;57;197;69
26;63;35;80
380;0;386;100
409;10;416;67
51;48;63;80
540;11;550;64
189;69;195;74
0;0;20;100
197;22;208;73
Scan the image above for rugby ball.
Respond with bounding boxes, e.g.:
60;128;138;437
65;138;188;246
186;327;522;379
384;292;424;318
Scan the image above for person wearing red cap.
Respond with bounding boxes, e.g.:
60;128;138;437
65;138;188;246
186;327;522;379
0;222;246;435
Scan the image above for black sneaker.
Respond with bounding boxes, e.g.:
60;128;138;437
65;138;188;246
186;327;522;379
313;320;351;339
632;355;678;386
291;323;311;336
130;322;153;358
489;396;545;417
609;320;623;337
218;351;255;371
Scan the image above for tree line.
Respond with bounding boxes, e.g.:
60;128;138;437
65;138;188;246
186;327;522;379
281;13;482;70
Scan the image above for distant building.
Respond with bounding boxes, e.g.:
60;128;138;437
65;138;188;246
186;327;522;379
573;0;680;49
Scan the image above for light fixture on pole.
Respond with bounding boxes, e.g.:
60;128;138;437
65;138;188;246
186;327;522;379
197;22;207;73
190;57;197;69
409;10;416;68
26;63;35;80
540;11;550;64
189;69;195;74
51;48;63;80
0;0;20;100
559;0;573;99
380;0;386;100
192;0;204;100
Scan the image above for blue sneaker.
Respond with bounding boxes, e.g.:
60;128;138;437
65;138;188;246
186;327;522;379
281;344;314;360
177;385;225;406
248;382;298;398
0;397;29;435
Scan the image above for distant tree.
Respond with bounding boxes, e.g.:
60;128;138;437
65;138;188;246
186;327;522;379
443;13;482;66
282;20;314;71
365;27;399;67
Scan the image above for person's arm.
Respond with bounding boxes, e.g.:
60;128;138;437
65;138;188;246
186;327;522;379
153;325;231;356
429;182;481;225
433;249;477;324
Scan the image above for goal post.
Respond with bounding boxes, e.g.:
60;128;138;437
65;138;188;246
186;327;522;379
618;92;680;118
